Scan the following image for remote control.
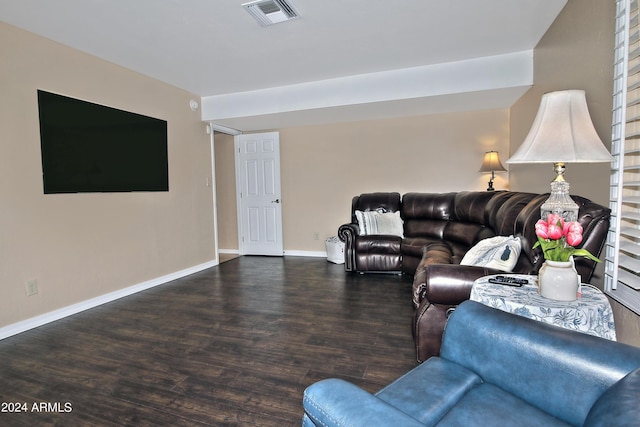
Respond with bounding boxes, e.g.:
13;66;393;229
488;276;528;287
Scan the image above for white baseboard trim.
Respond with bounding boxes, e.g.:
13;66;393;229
218;249;327;258
0;260;218;341
284;250;327;258
221;249;328;258
218;249;240;255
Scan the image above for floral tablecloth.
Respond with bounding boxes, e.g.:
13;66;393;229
470;274;616;341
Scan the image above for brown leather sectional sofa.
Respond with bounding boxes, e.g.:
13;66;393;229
338;191;611;362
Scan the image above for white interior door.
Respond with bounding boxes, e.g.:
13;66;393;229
235;132;283;256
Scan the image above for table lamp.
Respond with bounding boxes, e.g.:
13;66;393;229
506;90;613;221
479;151;507;191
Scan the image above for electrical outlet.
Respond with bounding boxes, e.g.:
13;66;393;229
26;279;38;296
313;232;320;241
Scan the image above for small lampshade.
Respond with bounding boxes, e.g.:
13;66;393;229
479;151;507;173
479;151;506;191
506;90;613;165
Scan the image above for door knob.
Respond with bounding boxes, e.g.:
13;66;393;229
272;199;280;203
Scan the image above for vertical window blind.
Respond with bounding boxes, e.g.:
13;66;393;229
605;0;640;314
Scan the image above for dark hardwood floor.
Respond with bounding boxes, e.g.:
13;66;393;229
0;256;418;426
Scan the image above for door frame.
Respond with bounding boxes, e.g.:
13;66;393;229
209;127;219;265
209;123;242;264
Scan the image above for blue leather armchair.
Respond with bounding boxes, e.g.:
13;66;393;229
302;301;640;426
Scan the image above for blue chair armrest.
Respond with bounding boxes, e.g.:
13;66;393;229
584;368;640;427
303;378;424;427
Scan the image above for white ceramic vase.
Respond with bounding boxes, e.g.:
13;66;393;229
538;258;580;301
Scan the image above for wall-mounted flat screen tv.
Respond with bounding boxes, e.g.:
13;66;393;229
37;90;169;194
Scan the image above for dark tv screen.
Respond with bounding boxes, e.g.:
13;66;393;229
37;90;169;194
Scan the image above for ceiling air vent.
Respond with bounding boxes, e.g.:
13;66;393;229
242;0;300;26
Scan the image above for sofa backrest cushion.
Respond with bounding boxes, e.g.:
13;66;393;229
442;221;494;248
351;192;401;223
453;191;499;224
442;301;640;427
509;193;548;272
487;192;540;236
402;193;456;239
480;192;545;274
403;192;494;249
402;192;455;220
436;191;497;248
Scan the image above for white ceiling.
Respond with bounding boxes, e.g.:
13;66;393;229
0;0;568;132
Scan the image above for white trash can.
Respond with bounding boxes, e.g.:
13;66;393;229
325;236;345;264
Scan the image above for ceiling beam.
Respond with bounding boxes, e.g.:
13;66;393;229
201;51;533;131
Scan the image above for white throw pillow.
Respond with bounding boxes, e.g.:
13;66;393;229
460;235;521;272
355;210;404;237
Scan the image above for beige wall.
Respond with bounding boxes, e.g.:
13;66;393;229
0;23;215;328
509;0;640;346
279;110;509;251
214;110;510;254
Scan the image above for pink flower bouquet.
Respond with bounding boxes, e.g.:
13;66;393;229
534;214;600;262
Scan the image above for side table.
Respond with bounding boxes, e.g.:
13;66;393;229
470;274;616;341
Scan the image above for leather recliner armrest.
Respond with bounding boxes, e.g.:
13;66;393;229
422;264;501;305
413;262;502;308
338;223;359;243
338;223;359;272
412;242;455;307
412;264;507;362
